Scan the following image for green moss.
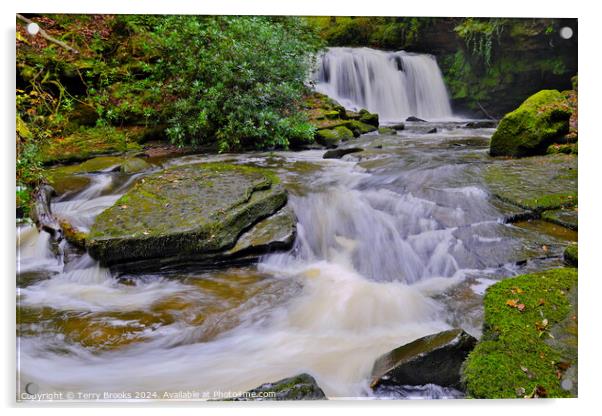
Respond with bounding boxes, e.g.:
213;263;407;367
378;127;396;135
484;154;577;213
564;244;578;266
359;109;379;127
87;163;286;265
315;126;354;147
40;126;143;165
490;90;572;157
463;268;578;398
546;143;577;155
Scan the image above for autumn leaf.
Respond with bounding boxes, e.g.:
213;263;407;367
535;318;549;331
506;299;520;308
517;303;526;312
538;298;546;306
511;287;524;295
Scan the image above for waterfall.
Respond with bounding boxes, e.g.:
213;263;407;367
313;47;453;121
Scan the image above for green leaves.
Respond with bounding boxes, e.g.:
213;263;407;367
155;16;322;150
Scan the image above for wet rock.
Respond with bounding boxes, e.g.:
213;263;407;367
464;120;497;129
427;127;437;134
406;116;427;122
120;157;152;174
346;120;377;136
228;373;326;401
564;244;578;266
490;90;572;157
390;122;405;130
378;127;397;135
315;126;354;147
542;208;578;231
370;329;477;391
87;163;291;269
484;154;577;213
359;109;379;127
323;147;364;159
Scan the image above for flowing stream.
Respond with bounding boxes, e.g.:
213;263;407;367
16;48;574;400
16;123;574;400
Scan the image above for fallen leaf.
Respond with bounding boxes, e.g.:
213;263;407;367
511;287;525;295
517;303;526;312
538;298;546;306
542;245;549;252
120;205;128;209
506;299;520;308
535;318;549;331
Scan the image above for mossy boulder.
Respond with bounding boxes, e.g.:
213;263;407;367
228;373;326;401
462;268;578;398
371;329;477;391
346;120;377;136
490;90;572;157
484;154;577;213
40;126;143;165
359;109;379;127
87;163;291;269
315;126;354;147
564;244;578;266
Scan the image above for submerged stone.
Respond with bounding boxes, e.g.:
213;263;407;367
406;116;427;122
490;90;571;157
464;120;497;129
371;329;477;391
87;163;290;268
228;373;326;401
542;208;578;231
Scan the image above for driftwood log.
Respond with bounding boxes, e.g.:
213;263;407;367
31;184;63;242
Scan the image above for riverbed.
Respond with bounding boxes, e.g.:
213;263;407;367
16;121;574;400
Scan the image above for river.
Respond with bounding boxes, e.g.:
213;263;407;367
16;120;574;400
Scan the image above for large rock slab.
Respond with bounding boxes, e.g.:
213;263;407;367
370;329;477;391
484;154;577;213
490;90;571;157
87;163;291;268
226;373;326;401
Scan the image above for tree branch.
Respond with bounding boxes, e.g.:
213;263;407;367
16;14;80;55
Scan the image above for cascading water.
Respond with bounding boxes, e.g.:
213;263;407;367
313;47;453;121
17;124;572;400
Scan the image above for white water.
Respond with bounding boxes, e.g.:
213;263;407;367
314;47;453;121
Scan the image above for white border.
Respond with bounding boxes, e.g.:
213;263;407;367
3;1;601;415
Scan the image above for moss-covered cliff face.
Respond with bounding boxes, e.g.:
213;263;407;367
307;17;577;117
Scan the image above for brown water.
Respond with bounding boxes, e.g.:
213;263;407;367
17;122;574;400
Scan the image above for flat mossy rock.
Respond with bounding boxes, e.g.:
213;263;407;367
490;90;572;157
462;268;578;398
371;329;477;391
542;208;578;231
315;126;354;147
484;154;577;212
229;373;326;401
87;163;289;268
564;244;578;266
378;127;397;135
40;126;143;165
